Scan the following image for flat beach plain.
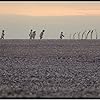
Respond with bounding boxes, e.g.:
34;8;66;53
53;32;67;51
0;39;100;98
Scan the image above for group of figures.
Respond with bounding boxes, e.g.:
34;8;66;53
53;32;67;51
29;29;65;39
1;29;98;39
29;29;45;39
0;29;65;39
71;29;98;39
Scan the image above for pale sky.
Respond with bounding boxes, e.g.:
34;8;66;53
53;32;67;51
0;1;100;39
0;1;100;16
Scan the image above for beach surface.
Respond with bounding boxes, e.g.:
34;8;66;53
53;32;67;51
0;39;100;98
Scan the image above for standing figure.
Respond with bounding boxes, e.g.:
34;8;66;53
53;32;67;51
29;29;33;39
94;29;98;39
81;30;86;39
78;32;81;39
90;30;94;39
60;32;64;39
1;30;5;39
40;30;45;39
73;32;76;39
32;31;36;39
85;30;91;39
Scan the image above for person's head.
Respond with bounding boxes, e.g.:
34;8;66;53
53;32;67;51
61;32;63;34
33;31;36;33
42;30;45;32
31;29;32;31
2;30;4;32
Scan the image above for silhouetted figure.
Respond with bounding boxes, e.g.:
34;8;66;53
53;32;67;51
78;32;81;39
60;32;64;39
82;30;86;39
40;30;45;39
90;30;94;39
32;31;36;39
29;29;33;39
86;30;91;39
73;32;76;39
1;30;5;39
94;29;98;39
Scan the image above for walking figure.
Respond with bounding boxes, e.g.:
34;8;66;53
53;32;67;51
29;29;33;39
60;32;64;39
82;30;86;39
86;30;91;39
78;32;81;39
40;30;45;39
32;31;36;39
1;30;5;39
90;30;94;39
73;32;76;39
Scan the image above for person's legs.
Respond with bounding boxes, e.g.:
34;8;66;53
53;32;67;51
40;36;42;39
1;36;3;39
33;35;35;39
30;36;32;39
33;36;35;39
2;36;4;39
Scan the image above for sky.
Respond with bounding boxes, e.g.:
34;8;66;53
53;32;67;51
0;1;100;39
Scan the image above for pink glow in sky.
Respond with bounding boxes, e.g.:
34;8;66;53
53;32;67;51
0;1;100;16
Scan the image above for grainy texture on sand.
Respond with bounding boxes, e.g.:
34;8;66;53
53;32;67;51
0;39;100;98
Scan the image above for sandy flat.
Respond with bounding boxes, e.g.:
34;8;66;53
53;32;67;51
0;39;100;98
